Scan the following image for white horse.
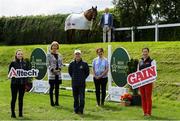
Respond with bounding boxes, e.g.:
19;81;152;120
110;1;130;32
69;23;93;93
64;6;97;43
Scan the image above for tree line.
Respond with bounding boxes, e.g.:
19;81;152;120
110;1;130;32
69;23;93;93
113;0;180;41
0;0;180;45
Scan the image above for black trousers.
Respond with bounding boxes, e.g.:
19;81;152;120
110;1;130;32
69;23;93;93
72;85;85;113
49;79;61;105
93;77;108;106
11;84;25;116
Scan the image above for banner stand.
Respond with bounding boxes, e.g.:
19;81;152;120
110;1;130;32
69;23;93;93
29;80;50;93
105;45;112;101
105;45;128;102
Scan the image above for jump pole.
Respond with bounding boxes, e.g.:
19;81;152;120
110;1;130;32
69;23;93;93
106;44;112;101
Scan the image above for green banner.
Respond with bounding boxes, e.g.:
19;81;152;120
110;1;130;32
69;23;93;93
30;48;47;80
111;48;130;87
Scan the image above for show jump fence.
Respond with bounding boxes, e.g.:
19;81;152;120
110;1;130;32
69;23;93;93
114;23;180;42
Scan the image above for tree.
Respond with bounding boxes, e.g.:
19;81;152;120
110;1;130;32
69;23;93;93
152;0;180;23
113;0;154;27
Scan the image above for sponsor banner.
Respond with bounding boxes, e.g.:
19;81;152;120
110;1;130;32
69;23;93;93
30;48;47;80
8;67;39;78
111;48;130;87
30;80;49;93
109;87;128;102
127;65;157;89
62;73;93;82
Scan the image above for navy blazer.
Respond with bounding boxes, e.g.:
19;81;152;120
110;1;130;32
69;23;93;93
68;59;89;87
100;13;113;28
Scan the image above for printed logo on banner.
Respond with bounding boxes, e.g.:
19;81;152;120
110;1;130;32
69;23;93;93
8;67;39;78
110;47;130;87
30;48;47;80
127;65;157;89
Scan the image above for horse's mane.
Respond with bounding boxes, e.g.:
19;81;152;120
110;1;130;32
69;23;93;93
84;8;92;14
84;7;97;21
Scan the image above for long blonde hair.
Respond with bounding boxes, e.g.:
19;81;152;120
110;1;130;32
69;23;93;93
14;49;23;61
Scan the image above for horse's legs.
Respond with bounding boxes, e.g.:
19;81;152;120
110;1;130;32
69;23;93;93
67;30;75;44
71;29;75;43
81;30;90;43
85;30;89;43
66;30;69;44
79;30;85;43
87;30;92;42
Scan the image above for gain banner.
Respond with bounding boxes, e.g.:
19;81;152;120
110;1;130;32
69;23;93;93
127;65;157;89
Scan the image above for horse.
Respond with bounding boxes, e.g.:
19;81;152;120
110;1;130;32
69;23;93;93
65;6;97;43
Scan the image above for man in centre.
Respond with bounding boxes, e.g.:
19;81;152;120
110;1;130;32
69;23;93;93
68;49;89;114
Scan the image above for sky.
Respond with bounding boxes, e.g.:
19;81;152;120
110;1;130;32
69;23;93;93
0;0;114;17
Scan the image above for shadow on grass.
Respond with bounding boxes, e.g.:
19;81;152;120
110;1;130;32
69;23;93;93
53;105;103;120
145;115;170;120
78;112;103;120
15;117;32;120
101;103;123;111
60;93;95;101
54;105;74;113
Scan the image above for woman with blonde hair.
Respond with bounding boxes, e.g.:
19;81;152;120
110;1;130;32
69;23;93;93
47;41;63;106
8;49;28;118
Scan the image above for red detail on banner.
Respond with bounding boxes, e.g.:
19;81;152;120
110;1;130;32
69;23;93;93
127;65;157;89
8;67;17;78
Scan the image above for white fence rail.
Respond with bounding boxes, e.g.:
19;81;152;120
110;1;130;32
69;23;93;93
114;23;180;42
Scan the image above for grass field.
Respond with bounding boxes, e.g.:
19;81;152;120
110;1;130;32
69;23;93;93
0;81;180;120
0;42;180;120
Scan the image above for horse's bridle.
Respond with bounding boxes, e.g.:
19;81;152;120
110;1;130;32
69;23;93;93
91;9;97;20
84;8;97;21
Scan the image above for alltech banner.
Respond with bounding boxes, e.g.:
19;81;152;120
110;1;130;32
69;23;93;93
8;67;39;78
127;65;157;89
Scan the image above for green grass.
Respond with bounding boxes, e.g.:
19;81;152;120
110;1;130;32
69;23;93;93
0;81;180;120
0;42;180;99
0;42;180;120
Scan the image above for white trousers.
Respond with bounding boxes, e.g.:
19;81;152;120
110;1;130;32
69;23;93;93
103;25;111;43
